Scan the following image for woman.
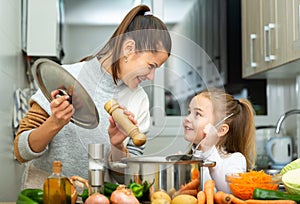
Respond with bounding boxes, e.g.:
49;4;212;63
14;4;171;189
183;88;256;193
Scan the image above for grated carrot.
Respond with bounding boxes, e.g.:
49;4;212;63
227;170;279;200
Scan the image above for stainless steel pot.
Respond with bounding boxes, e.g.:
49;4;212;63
120;156;215;193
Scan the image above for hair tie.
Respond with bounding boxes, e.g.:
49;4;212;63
144;11;152;16
235;99;240;104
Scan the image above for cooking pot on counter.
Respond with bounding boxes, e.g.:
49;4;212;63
116;156;215;193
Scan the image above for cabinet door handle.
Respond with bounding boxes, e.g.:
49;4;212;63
250;34;257;67
268;23;275;61
264;25;270;62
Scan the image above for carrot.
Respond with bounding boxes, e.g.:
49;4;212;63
214;191;232;204
245;199;296;204
229;194;247;204
228;170;279;200
191;164;199;180
177;189;198;196
197;191;205;204
179;179;200;192
204;179;215;204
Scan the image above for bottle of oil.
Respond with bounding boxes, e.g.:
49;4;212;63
43;160;72;204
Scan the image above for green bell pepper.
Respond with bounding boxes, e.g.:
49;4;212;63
16;188;43;204
128;182;144;198
77;188;89;203
253;188;300;203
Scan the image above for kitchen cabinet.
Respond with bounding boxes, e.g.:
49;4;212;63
242;0;286;78
23;0;64;61
286;0;300;62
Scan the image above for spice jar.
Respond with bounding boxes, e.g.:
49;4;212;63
88;143;105;193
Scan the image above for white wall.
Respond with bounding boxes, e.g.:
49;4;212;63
0;1;27;201
63;24;117;63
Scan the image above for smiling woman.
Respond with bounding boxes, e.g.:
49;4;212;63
14;4;172;192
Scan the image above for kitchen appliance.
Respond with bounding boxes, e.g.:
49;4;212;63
255;126;277;169
255;125;288;169
31;58;99;129
119;156;215;193
266;136;293;169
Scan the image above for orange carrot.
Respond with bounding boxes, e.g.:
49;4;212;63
197;191;205;204
214;191;232;204
245;199;296;204
229;194;247;204
204;179;215;204
228;170;279;200
177;189;198;196
191;164;199;180
179;179;200;192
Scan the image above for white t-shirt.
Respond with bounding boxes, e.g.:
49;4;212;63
193;146;246;193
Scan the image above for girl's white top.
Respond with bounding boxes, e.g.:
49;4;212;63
193;146;246;193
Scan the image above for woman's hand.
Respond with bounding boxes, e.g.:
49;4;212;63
49;90;74;127
108;107;137;149
200;123;219;152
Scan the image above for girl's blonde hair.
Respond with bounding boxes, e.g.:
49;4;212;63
199;88;256;170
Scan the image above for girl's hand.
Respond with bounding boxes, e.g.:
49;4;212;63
201;123;219;152
108;107;137;149
49;90;74;127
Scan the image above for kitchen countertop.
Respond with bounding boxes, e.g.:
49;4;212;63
0;202;15;204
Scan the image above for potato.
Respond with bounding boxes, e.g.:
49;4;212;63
151;198;171;204
171;194;197;204
151;190;172;203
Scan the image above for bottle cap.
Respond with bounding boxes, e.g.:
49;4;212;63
52;160;62;174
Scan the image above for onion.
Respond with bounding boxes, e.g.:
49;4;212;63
85;192;109;204
110;185;139;204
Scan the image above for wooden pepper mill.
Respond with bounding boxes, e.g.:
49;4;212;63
104;99;146;146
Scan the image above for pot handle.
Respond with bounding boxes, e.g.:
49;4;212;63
202;160;216;167
109;162;127;169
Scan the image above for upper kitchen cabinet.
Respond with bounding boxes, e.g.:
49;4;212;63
286;0;300;62
242;0;286;78
22;0;64;62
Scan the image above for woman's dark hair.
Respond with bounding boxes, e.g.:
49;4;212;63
83;4;172;84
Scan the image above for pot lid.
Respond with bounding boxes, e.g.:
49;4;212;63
32;58;99;129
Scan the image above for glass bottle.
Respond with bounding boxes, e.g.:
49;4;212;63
43;160;72;204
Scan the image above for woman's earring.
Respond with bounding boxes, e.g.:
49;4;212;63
124;57;128;63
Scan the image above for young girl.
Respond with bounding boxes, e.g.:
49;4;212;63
183;88;256;193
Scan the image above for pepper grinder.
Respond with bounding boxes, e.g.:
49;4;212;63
104;99;146;146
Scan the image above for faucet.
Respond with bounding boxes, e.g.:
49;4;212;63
275;109;300;134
